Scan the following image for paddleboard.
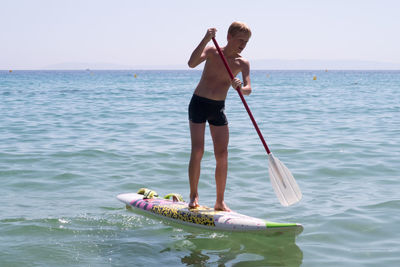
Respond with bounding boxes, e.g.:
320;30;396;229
117;192;303;235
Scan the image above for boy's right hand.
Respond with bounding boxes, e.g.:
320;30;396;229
204;28;217;42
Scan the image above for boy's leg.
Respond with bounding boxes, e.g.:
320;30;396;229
188;121;206;208
210;124;231;211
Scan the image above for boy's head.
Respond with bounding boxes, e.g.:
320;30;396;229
227;21;251;53
228;21;252;38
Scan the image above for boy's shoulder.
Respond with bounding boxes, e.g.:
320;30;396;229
238;55;249;63
204;45;218;55
236;55;250;68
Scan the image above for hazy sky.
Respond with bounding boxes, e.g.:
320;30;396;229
1;0;400;69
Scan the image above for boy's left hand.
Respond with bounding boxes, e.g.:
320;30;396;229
231;78;242;90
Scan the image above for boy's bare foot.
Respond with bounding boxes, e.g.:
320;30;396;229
214;201;231;212
188;194;199;209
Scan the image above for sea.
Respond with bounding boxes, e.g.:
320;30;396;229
0;69;399;266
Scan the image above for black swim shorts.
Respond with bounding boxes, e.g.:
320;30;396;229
188;94;228;126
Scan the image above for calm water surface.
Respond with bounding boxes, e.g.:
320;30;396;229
0;70;399;266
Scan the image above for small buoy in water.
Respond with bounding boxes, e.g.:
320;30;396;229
9;70;12;73
325;69;328;72
134;74;137;78
266;74;270;78
313;75;317;80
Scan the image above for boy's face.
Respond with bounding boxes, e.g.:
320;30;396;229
228;32;251;54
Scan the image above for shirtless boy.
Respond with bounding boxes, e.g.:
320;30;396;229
187;22;252;211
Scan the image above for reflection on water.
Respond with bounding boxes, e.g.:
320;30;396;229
163;230;302;266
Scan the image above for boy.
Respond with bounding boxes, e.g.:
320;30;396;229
187;21;252;211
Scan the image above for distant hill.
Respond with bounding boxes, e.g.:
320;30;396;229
250;59;400;70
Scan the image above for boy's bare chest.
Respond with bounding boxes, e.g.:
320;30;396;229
226;57;241;73
208;56;241;76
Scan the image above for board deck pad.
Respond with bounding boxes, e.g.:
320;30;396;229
117;193;303;235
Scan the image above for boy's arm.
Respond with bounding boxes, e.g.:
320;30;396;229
240;59;252;95
188;28;216;68
232;59;252;95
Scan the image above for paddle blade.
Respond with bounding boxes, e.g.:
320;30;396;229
268;153;302;206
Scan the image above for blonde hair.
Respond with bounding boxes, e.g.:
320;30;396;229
228;21;252;37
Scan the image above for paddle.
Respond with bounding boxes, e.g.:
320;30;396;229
212;37;302;206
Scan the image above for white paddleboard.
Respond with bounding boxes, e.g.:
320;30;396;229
117;192;303;235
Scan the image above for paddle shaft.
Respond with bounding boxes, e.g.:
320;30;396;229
212;37;271;154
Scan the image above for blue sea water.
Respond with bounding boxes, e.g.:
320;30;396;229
0;69;399;266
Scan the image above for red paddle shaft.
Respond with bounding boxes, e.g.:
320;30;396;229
212;37;271;155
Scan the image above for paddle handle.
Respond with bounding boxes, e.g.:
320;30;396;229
212;37;271;155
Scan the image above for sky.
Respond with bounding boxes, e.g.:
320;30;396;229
1;0;400;69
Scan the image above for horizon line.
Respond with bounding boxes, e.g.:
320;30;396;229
2;68;400;71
